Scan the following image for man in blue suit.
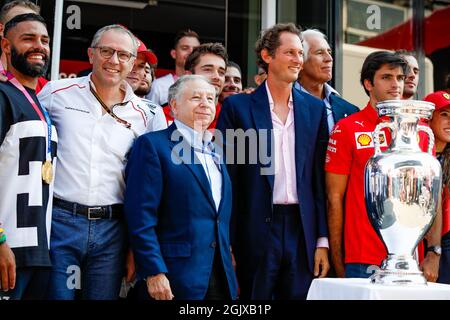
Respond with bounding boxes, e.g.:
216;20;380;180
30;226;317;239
216;23;330;300
124;75;238;300
296;29;359;134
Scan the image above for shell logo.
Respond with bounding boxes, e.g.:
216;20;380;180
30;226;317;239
357;133;372;146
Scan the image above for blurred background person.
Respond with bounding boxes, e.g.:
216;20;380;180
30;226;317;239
147;29;200;106
396;50;420;100
219;61;242;104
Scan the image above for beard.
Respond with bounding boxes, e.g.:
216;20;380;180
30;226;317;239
134;83;150;97
11;46;49;78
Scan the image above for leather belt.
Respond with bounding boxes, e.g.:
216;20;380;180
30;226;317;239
53;197;123;220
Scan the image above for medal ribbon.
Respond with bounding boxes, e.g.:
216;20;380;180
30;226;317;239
2;66;52;161
89;82;131;129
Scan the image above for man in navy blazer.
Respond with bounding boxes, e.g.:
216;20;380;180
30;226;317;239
296;29;359;134
216;23;330;300
124;75;238;300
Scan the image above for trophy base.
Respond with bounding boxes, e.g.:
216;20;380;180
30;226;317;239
370;255;428;286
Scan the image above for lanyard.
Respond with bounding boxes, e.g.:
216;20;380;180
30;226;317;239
89;82;131;129
3;67;52;161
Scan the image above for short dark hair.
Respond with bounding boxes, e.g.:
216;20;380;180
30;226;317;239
227;61;241;75
360;51;408;96
184;42;228;73
0;0;40;24
173;29;199;49
255;23;301;73
3;12;45;37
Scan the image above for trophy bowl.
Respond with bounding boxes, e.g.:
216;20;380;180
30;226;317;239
364;100;442;285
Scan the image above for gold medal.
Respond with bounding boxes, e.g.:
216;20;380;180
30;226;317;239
42;160;53;184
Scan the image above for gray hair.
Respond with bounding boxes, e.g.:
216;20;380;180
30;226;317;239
301;29;328;61
168;74;216;105
90;24;138;55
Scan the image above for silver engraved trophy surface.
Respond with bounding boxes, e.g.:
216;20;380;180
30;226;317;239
364;100;442;285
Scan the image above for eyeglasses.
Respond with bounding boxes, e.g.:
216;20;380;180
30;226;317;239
93;46;135;63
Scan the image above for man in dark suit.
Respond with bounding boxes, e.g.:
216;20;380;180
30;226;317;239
124;74;238;300
215;23;330;300
296;29;359;134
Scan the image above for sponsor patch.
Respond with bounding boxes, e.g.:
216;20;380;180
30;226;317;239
327;145;337;153
355;132;372;149
355;131;388;149
331;125;341;135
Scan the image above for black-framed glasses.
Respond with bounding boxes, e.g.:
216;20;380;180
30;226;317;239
92;46;135;63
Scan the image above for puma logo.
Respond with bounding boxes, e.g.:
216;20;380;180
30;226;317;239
355;121;364;127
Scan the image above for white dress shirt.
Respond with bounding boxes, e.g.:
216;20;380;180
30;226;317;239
265;82;298;204
38;74;167;206
296;82;339;134
174;120;222;211
266;83;329;248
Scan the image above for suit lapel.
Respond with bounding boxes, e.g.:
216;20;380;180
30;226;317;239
329;94;346;124
293;90;311;187
168;123;217;212
216;162;228;217
250;83;274;191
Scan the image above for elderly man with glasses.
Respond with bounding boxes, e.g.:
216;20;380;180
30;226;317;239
37;24;167;300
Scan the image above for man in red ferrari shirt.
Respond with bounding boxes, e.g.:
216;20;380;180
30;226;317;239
184;42;228;129
325;51;409;278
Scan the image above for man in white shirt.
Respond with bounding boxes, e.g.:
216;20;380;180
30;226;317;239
38;24;166;300
146;29;200;106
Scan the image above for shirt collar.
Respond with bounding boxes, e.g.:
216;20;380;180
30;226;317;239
87;73;136;103
296;81;339;101
174;119;213;150
265;81;293;111
362;101;382;124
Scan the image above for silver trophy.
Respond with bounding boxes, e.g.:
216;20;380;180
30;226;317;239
365;100;442;285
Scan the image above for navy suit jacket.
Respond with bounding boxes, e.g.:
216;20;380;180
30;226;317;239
215;82;329;281
294;82;359;132
124;123;238;300
328;93;359;130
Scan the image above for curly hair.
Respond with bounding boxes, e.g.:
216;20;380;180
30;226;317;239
254;23;302;73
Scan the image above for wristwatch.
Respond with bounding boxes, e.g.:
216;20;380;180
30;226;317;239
426;245;442;256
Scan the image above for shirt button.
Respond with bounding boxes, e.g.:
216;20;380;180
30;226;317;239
210;241;217;248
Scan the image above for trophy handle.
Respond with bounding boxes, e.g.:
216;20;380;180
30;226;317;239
373;122;395;156
417;125;435;155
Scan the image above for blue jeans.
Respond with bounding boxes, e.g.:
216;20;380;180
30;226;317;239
47;205;126;300
438;232;450;284
345;263;374;278
0;267;50;300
